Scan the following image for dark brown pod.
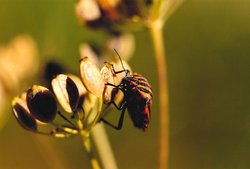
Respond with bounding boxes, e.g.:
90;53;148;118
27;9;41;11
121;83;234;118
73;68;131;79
26;85;57;123
12;97;37;131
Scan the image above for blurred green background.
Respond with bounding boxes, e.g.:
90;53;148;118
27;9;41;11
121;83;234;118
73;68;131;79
1;0;250;169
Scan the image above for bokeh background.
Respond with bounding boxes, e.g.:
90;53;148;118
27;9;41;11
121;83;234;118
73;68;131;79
0;0;250;169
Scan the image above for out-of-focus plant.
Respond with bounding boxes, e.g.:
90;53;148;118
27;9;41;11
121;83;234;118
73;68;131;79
11;0;183;168
0;34;38;131
76;0;184;168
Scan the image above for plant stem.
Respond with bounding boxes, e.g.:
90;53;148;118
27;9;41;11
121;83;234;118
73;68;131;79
149;22;169;169
77;107;101;169
79;97;117;169
91;123;118;169
81;131;101;169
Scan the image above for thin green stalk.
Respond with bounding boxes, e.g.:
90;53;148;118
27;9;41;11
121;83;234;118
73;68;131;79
81;133;101;169
91;123;118;169
149;22;169;169
79;97;117;169
77;108;101;169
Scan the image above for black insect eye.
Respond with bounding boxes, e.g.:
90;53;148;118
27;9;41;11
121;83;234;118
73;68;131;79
26;85;57;123
12;102;37;131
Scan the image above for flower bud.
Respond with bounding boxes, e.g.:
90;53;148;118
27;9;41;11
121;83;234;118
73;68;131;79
52;74;80;113
26;85;57;123
80;57;105;98
12;96;37;131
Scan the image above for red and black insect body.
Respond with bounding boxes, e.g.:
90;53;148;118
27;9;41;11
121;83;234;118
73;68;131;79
101;50;153;131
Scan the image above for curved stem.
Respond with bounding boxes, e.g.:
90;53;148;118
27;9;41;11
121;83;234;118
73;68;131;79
149;22;169;169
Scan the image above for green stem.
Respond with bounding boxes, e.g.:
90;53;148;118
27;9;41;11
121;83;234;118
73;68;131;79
91;124;118;169
81;132;101;169
149;21;169;169
77;108;101;169
79;97;117;169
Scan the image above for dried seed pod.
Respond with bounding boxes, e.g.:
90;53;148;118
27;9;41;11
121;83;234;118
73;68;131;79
100;60;132;104
52;74;80;113
68;74;87;97
100;63;115;103
26;85;57;123
12;97;37;131
80;57;105;98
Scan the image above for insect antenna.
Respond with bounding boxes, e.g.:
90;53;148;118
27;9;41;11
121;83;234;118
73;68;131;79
113;48;129;76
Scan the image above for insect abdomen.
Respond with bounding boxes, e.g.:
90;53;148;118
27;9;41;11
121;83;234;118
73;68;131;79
125;74;152;130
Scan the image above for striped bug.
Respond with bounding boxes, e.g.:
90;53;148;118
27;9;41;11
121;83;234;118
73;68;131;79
101;50;152;131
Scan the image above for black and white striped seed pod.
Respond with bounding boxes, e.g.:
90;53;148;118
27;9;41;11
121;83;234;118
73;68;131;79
80;57;105;98
12;96;37;131
26;85;57;123
51;74;80;113
68;74;88;97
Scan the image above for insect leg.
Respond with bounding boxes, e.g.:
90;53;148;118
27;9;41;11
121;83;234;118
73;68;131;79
57;111;76;128
105;82;123;92
104;62;130;75
105;82;119;88
111;64;129;75
101;107;126;130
